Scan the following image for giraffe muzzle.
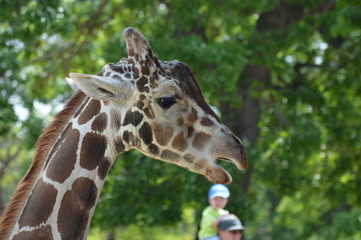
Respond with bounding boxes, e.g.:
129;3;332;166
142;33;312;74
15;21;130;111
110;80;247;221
202;139;247;184
216;134;248;169
236;143;248;170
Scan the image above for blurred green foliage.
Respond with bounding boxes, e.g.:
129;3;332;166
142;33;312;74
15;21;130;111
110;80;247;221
1;0;361;239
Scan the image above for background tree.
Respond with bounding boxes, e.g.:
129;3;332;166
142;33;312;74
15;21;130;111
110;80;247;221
1;0;361;239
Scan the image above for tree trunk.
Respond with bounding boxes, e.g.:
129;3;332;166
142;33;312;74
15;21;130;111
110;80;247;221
221;64;267;195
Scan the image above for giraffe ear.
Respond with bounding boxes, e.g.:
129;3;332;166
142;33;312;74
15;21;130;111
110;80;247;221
66;73;133;101
123;27;160;68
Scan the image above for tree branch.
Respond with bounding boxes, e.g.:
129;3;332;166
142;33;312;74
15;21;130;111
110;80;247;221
78;0;111;35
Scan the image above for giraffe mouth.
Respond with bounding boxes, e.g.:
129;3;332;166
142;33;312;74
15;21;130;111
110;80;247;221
217;157;233;163
216;150;248;170
199;155;247;184
212;134;248;172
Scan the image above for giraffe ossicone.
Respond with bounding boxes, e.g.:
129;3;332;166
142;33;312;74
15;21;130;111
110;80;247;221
0;27;247;239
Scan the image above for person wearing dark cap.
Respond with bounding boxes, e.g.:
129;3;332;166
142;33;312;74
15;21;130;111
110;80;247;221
217;214;245;240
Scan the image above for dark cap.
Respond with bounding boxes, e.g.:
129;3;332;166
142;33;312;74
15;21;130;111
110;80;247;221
218;214;245;231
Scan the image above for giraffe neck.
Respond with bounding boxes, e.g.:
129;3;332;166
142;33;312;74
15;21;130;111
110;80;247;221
0;91;127;240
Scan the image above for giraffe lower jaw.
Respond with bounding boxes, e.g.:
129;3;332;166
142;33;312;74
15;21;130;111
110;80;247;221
204;164;233;184
204;155;247;184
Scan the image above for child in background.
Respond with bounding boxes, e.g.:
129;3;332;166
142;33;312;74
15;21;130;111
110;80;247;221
198;184;230;240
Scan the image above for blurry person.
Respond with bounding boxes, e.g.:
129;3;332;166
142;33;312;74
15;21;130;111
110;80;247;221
198;184;230;240
217;214;245;240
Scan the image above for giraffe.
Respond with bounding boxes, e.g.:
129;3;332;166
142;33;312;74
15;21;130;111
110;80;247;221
0;27;247;240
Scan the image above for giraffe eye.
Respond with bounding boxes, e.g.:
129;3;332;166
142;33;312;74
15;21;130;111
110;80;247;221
157;95;176;109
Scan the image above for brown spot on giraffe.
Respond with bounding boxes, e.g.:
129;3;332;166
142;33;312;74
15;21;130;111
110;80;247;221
108;62;125;73
160;150;180;162
149;72;159;89
148;143;160;156
123;110;144;127
58;178;97;239
138;122;153;145
73;94;90;118
44;122;72;170
141;65;150;75
136;76;149;93
139;94;146;101
152;123;174;146
91;112;108;133
12;225;53;240
122;131;140;147
183;153;195;164
113;136;125;153
73;96;90;119
18;179;57;228
149;81;158;89
136;95;146;110
193;132;212;150
188;107;198;122
80;133;107;170
78;99;101;125
98;157;111;180
200;117;215;127
131;65;139;79
187;126;194;138
136;100;144;110
47;127;80;183
172;132;188;151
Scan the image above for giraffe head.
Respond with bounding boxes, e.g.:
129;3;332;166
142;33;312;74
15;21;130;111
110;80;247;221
67;27;247;184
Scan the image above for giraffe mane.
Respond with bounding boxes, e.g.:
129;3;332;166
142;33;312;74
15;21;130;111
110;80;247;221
169;61;222;123
0;91;87;239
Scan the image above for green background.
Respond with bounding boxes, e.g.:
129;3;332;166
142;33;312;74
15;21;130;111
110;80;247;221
1;0;361;239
